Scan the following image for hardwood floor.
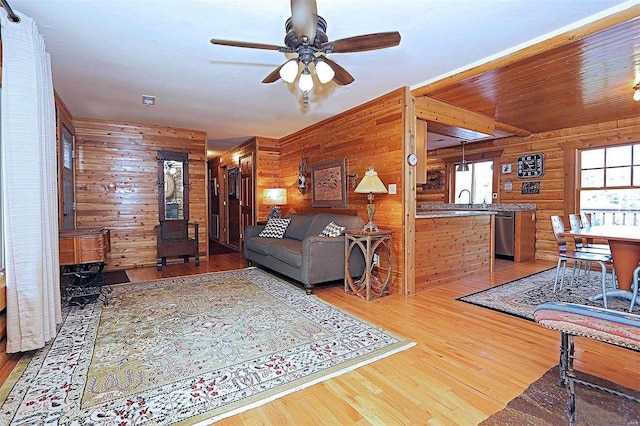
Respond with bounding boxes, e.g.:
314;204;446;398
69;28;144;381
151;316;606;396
2;255;638;424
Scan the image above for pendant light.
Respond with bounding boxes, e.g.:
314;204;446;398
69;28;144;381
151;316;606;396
457;141;470;172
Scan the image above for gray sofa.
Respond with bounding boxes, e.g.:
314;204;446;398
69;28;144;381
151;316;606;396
244;213;366;294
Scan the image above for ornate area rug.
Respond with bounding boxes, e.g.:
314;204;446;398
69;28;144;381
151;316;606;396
0;268;414;425
481;365;640;425
458;268;639;321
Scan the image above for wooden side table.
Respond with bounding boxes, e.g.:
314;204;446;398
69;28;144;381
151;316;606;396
344;229;392;301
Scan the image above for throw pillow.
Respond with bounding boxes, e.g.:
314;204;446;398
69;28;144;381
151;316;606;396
258;218;291;238
319;221;345;237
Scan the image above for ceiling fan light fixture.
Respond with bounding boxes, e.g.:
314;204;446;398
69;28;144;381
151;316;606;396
634;83;640;102
315;58;335;84
279;59;299;83
298;68;314;92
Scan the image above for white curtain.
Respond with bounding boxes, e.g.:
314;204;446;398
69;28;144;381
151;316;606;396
1;11;61;353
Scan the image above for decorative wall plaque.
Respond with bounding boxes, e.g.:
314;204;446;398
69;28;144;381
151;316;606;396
521;181;540;194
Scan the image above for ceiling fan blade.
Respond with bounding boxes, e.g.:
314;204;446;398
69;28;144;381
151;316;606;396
262;63;285;84
290;0;317;44
210;38;284;51
322;31;401;53
322;57;354;85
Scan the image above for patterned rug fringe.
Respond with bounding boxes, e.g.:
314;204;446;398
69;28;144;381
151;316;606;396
197;341;416;425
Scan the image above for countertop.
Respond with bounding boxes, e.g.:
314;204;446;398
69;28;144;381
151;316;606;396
416;210;497;219
419;203;536;212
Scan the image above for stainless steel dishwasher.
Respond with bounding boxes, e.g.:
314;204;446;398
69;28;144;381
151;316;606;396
495;211;515;259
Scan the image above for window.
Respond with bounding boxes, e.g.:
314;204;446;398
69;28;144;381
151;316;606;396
579;143;640;224
454;160;493;205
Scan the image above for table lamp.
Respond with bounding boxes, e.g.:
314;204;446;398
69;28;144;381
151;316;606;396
263;188;287;219
354;167;387;231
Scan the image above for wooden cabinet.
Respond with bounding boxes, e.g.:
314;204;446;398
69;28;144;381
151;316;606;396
515;211;536;262
59;227;111;266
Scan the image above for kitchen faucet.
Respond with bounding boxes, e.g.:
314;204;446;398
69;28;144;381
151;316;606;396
458;189;471;205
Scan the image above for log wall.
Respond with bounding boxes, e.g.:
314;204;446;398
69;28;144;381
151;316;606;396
418;117;640;262
73;119;208;270
415;215;492;291
276;89;408;294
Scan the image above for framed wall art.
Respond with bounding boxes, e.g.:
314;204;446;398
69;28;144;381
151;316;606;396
311;158;347;208
421;169;444;191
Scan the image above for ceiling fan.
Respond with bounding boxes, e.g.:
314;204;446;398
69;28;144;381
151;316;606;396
210;0;401;92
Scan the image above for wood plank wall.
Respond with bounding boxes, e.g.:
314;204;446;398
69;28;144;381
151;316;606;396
415;215;492;291
276;89;408;294
255;137;282;221
73;118;208;270
418;117;640;262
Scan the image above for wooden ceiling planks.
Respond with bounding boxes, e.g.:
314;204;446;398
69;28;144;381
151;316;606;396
413;8;640;137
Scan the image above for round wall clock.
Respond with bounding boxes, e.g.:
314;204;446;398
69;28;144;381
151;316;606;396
516;153;545;179
407;153;418;166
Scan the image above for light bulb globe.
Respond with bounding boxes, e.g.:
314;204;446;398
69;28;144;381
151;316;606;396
634;89;640;102
315;59;335;84
298;69;313;92
279;60;298;83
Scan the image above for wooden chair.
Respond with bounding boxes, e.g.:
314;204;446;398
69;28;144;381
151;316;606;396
550;216;614;306
155;220;199;271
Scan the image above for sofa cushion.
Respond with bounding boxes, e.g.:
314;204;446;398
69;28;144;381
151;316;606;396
244;237;272;255
258;217;291;238
283;214;314;241
306;214;363;238
319;221;346;237
269;239;303;268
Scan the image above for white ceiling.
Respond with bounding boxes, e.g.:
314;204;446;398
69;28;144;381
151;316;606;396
6;0;638;155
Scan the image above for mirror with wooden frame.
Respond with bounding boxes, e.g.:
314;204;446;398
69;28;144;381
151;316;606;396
157;151;189;221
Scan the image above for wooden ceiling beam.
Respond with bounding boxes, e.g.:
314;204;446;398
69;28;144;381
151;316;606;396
411;5;640;97
495;121;532;137
415;96;494;137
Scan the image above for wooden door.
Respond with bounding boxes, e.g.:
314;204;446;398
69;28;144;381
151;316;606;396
61;124;75;230
239;154;254;248
227;167;241;248
219;165;228;245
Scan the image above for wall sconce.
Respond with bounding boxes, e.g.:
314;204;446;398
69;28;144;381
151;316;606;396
263;188;287;219
347;173;359;190
634;83;640;102
354;167;387;232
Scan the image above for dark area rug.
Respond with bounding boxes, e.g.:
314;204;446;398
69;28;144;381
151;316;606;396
482;365;640;425
102;270;129;285
209;240;237;255
457;268;639;321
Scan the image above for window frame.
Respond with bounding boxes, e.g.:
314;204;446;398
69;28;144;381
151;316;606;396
443;150;501;204
576;142;640;223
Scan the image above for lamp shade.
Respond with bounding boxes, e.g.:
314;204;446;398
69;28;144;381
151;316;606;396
298;68;313;92
263;188;287;205
279;59;298;83
315;58;335;84
354;167;387;194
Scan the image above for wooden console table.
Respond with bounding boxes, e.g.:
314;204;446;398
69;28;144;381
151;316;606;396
59;227;111;306
59;227;111;266
344;229;392;301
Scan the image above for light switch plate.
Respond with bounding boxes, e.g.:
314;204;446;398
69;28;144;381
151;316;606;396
388;184;397;195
